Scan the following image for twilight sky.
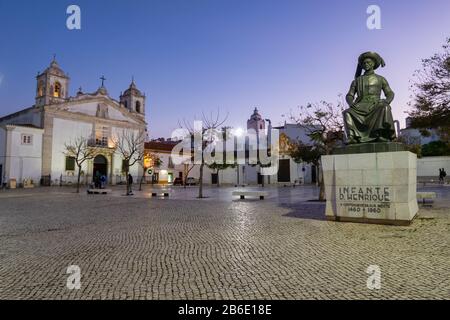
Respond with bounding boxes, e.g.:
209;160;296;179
0;0;449;138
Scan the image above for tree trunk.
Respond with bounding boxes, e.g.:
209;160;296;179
76;165;82;193
198;163;204;198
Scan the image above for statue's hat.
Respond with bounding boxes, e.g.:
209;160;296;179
358;52;385;69
355;51;386;78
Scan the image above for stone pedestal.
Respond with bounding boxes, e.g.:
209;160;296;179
321;151;418;226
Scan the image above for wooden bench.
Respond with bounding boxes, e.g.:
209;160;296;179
416;192;437;205
232;191;269;200
87;189;111;195
151;192;169;198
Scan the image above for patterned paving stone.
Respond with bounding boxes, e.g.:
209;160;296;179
0;187;449;299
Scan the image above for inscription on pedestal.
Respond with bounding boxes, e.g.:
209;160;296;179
337;186;391;217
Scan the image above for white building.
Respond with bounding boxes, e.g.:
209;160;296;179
399;117;440;145
273;122;317;185
0;125;44;187
144;109;316;186
0;58;147;187
145;140;184;184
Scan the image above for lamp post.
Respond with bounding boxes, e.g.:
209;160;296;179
264;119;272;185
233;128;244;187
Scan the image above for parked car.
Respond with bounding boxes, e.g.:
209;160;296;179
173;177;183;186
185;177;198;186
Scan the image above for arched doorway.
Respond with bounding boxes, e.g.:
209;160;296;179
93;155;108;181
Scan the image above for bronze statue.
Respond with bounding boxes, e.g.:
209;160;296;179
343;52;396;144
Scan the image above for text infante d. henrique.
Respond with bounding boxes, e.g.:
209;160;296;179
338;187;390;202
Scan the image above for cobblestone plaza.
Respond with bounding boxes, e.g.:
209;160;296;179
0;186;449;299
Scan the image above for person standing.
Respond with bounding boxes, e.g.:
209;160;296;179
100;175;106;189
127;173;134;195
442;168;447;184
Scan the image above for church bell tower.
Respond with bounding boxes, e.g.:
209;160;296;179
247;108;266;133
35;57;70;107
120;78;146;117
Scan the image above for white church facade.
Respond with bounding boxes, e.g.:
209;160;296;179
0;59;147;187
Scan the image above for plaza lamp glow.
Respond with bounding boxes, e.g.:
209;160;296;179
107;138;115;149
233;127;244;137
144;155;152;168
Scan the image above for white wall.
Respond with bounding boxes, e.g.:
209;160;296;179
51;118;93;182
51;119;143;185
180;161;314;186
2;126;43;185
417;156;450;178
0;127;6;184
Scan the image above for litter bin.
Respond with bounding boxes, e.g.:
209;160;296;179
9;179;17;189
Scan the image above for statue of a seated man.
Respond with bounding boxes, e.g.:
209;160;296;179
343;52;396;144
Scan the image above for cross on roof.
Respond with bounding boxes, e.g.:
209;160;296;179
100;75;106;87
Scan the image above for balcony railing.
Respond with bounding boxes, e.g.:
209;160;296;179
88;138;110;148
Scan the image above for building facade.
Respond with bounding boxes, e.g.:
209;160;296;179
399;117;440;145
0;59;147;187
144;109;317;186
145;139;183;184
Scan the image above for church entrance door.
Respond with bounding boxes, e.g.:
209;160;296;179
93;155;108;181
278;159;291;183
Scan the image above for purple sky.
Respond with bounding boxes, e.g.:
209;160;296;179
0;0;449;138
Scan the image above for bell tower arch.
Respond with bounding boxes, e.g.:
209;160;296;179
35;57;70;107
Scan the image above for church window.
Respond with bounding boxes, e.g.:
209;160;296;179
54;82;62;98
95;126;109;147
136;101;141;113
21;134;33;145
124;101;128;109
65;156;76;171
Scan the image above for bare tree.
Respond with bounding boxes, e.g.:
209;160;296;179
287;99;345;201
179;109;228;198
64;136;100;193
112;129;146;195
